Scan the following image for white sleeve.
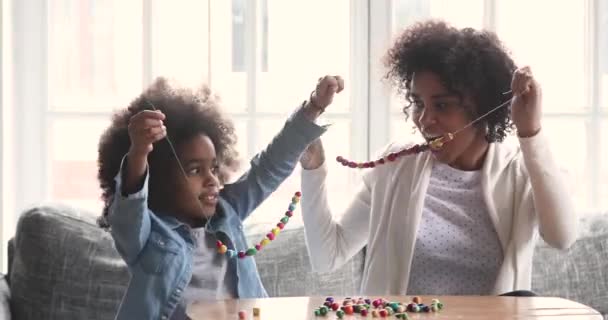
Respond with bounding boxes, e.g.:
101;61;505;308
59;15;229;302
519;130;578;249
301;162;372;272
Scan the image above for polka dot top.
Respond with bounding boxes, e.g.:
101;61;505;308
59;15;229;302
407;161;504;295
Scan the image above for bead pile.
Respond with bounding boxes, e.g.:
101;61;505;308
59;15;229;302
216;191;301;259
336;134;454;169
313;296;444;319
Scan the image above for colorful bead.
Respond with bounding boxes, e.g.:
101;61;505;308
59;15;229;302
396;305;405;313
319;306;328;316
388;302;400;311
336;310;345;318
384;307;394;315
331;302;340;311
216;192;299;259
238;310;247;319
371;310;379;318
395;313;409;319
360;309;368;317
343;305;353;315
378;309;387;317
218;245;227;254
325;297;334;303
271;228;280;236
253;307;260;316
412;296;421;304
336;140;441;169
314;309;321;316
431;305;439;312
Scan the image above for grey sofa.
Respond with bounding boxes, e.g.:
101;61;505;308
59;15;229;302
1;204;607;320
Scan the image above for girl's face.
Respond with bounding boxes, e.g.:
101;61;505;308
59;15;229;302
170;133;221;225
410;71;489;171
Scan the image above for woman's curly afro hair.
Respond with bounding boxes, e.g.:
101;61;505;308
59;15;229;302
385;20;517;142
97;78;238;228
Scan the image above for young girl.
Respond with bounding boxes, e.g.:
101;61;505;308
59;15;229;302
299;21;577;296
97;76;344;320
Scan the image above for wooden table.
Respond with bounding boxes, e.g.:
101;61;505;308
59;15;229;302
187;296;602;319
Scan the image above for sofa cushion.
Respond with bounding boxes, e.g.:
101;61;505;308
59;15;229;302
9;204;128;320
9;204;364;320
532;212;608;318
249;226;365;297
1;274;10;320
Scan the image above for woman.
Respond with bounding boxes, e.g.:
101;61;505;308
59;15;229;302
299;20;576;296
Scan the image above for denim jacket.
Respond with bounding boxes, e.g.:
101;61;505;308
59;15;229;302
108;105;326;320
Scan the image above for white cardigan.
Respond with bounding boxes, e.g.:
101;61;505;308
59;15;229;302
301;131;577;295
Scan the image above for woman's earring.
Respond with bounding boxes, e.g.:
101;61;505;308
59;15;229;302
411;126;418;135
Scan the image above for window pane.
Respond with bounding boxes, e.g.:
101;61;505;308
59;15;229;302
601;0;608;110
209;0;247;112
394;0;484;30
256;0;351;113
601;120;608;209
225;119;249;184
243;118;356;232
390;115;425;146
49;118;110;214
496;0;586;112
231;0;268;72
542;118;590;209
233;119;248;162
151;0;209;88
48;0;142;110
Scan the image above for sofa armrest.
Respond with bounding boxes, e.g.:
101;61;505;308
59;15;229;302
0;274;11;320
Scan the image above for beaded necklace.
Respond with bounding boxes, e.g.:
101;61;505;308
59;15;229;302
145;100;297;259
337;92;513;168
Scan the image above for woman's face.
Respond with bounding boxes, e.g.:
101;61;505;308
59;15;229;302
410;71;489;171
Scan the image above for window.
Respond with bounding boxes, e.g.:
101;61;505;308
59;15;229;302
232;0;268;72
3;0;364;249
599;0;608;209
48;0;143;212
385;0;607;211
